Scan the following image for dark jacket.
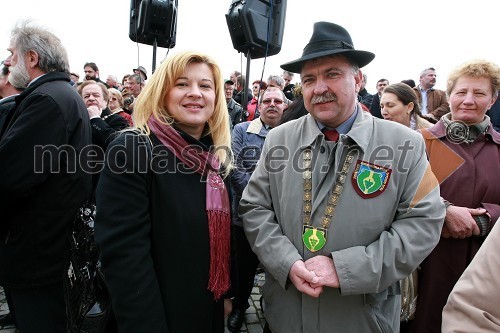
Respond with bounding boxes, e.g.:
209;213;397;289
358;88;373;109
369;93;383;118
486;93;500;131
0;95;18;134
91;107;129;149
0;72;92;288
95;131;230;333
234;89;252;106
89;107;129;191
227;98;243;130
283;83;295;101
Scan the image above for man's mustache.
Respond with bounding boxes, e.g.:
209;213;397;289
311;92;337;104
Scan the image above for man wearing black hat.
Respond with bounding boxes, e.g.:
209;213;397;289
239;21;445;332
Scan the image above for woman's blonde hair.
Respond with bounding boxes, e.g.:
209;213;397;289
133;51;232;173
446;59;500;97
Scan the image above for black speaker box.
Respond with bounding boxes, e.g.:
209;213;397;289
129;0;178;48
226;0;287;59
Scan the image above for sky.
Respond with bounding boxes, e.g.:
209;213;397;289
1;0;498;92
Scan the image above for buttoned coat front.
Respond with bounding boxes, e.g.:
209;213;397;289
240;108;445;333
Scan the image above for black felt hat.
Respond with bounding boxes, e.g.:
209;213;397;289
281;21;375;73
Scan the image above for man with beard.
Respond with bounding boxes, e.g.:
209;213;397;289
413;67;449;120
239;21;445;332
227;87;286;332
0;21;92;332
84;61;108;87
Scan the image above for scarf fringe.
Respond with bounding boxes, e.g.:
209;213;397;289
207;210;231;300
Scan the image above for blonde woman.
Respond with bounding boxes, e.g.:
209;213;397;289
95;51;233;333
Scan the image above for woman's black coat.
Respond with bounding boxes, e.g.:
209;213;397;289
95;131;230;333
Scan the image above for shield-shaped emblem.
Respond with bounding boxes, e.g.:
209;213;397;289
302;226;327;252
351;160;391;199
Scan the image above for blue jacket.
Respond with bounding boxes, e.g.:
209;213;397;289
231;118;269;227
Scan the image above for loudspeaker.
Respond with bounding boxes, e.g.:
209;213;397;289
129;0;178;48
226;0;287;59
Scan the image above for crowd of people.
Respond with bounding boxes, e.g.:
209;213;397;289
0;19;499;333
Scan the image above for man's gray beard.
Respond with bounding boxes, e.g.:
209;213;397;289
8;60;30;89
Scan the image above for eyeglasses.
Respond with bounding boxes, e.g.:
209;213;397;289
261;98;284;105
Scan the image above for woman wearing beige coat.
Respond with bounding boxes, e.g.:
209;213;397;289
442;219;500;332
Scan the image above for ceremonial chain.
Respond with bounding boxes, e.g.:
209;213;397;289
302;148;356;252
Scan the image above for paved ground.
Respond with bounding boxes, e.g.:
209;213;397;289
225;272;266;333
0;273;267;333
0;287;16;333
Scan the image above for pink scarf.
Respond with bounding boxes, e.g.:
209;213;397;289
148;117;231;300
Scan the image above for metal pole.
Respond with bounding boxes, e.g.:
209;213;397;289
152;38;157;74
242;49;252;117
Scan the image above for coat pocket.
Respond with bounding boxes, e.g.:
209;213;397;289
363;284;400;333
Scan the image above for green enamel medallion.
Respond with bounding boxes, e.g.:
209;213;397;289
302;226;327;252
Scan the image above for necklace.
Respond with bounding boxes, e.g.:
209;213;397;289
302;148;356;252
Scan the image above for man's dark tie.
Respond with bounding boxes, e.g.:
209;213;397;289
322;128;339;142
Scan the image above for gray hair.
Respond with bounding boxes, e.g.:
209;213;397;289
258;86;286;104
420;67;436;77
128;73;144;85
107;75;118;82
267;75;285;89
10;20;69;74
